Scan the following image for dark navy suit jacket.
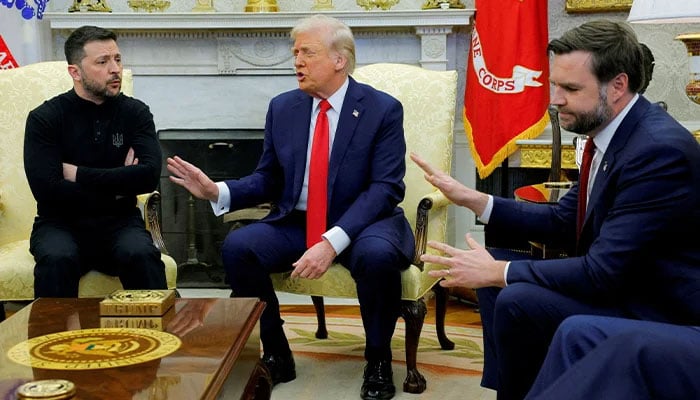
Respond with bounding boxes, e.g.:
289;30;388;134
488;96;700;324
223;77;414;260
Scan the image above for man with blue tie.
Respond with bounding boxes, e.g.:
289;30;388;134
167;14;413;400
411;19;700;400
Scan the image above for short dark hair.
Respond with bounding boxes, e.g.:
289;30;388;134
547;20;645;94
64;25;117;65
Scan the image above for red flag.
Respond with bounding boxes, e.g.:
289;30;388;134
464;0;549;178
0;35;20;70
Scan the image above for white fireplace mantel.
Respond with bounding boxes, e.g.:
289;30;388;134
45;10;473;73
45;10;473;30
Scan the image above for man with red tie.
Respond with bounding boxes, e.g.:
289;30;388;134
167;14;413;400
411;19;700;400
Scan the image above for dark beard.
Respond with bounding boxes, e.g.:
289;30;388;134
79;66;120;101
83;77;119;100
561;89;613;135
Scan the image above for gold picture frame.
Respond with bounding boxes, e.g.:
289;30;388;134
565;0;632;13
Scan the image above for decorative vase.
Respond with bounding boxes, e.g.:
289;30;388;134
676;33;700;105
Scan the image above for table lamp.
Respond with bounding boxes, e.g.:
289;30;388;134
628;0;700;140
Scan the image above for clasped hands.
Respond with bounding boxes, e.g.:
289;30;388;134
410;152;507;289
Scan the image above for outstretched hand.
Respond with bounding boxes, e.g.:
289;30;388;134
167;156;219;201
424;234;507;289
410;152;488;216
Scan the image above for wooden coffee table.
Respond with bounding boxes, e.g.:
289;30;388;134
0;297;271;400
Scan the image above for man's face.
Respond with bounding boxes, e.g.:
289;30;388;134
292;30;343;99
550;51;613;136
73;39;122;104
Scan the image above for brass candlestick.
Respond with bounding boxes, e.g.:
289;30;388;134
68;0;112;12
244;0;278;12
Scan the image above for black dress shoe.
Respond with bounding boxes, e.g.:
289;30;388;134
261;352;297;386
361;359;395;400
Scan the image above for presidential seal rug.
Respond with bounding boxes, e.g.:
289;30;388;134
272;312;495;400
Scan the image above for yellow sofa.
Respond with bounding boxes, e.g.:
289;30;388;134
0;61;177;315
253;63;458;393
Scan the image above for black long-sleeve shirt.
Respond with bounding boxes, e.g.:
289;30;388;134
24;89;162;218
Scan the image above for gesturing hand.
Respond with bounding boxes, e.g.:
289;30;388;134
423;234;507;289
167;156;219;202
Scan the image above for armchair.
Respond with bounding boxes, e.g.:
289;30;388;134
0;61;177;318
269;63;458;393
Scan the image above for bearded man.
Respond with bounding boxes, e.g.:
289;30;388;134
24;25;167;298
411;19;700;400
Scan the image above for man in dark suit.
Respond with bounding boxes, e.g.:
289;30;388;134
411;19;700;400
167;14;413;400
525;315;700;400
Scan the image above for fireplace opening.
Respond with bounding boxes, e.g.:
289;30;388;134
158;129;264;288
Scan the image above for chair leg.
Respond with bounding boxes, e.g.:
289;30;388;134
0;302;5;322
432;284;455;350
310;295;328;339
400;298;427;394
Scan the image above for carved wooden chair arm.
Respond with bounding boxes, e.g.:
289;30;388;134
412;190;450;269
222;203;273;230
137;191;169;254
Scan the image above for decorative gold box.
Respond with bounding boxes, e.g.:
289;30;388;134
100;289;176;317
100;307;175;331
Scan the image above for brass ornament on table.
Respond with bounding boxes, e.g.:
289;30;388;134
128;0;171;12
68;0;111;12
421;0;465;10
244;0;278;12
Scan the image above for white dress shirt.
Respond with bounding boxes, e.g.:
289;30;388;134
210;78;352;255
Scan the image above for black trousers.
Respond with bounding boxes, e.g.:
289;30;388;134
29;211;167;298
223;211;408;362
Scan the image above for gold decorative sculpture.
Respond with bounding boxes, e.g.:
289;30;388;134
192;0;215;12
128;0;171;12
421;0;465;9
244;0;278;12
312;0;334;11
356;0;398;11
68;0;112;12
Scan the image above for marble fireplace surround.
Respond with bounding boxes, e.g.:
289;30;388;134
44;10;474;131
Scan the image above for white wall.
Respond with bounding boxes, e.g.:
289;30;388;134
0;8;51;67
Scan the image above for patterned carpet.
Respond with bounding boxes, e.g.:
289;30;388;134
272;310;495;400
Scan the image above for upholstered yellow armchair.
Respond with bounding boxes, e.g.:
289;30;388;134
0;61;177;318
271;63;457;393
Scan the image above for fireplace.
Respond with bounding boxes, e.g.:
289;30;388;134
158;129;264;287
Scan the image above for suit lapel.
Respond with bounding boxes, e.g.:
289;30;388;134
290;93;313;200
328;78;365;189
585;96;651;223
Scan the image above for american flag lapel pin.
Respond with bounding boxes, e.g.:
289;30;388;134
603;161;608;172
352;109;359;117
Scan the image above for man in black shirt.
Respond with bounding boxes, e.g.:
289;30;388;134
24;25;167;297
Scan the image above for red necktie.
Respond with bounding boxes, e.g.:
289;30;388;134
577;138;596;240
306;99;331;248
